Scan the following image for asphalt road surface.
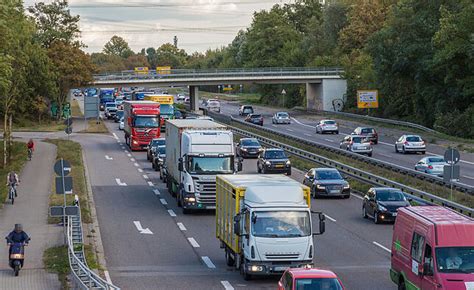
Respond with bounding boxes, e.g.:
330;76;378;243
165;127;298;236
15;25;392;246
81;118;397;290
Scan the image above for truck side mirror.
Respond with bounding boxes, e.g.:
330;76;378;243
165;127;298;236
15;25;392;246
311;212;325;235
233;214;241;235
127;117;132;126
178;158;184;172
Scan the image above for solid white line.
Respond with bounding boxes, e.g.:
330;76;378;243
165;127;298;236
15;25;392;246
127;153;132;157
134;163;139;167
137;168;143;173
291;117;315;129
168;209;177;217
177;222;187;231
153;189;160;196
115;178;127;186
104;270;112;284
460;159;474;166
324;139;334;143
379;141;392;146
379;153;392;158
373;241;391;253
286;128;294;132
220;281;234;290
325;214;337;222
462;175;474;180
351;193;364;200
304;133;312;137
112;133;118;140
130;158;136;162
123;150;128;153
147;181;154;187
202;256;216;269
188;237;200;248
160;198;168;205
143;174;149;179
271;125;277;128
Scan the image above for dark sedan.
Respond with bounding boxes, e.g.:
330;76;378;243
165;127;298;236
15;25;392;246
303;168;350;199
236;138;263;158
257;148;291;175
147;138;165;161
362;188;411;224
245;114;263;126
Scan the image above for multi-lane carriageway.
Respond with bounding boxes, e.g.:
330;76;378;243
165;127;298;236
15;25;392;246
78;116;398;290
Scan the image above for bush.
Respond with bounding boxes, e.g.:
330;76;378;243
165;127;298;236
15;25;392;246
434;105;474;138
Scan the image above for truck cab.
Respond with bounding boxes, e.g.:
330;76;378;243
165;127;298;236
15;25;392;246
144;94;174;132
123;101;161;151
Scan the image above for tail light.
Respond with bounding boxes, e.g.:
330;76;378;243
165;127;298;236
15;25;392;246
349;141;353;145
260;117;263;121
428;165;433;169
422;141;425;145
404;141;409;145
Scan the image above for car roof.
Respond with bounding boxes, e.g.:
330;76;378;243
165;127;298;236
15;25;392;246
240;138;258;141
276;111;288;114
371;187;402;192
287;267;339;279
265;148;283;152
314;168;338;172
321;119;336;122
152;138;165;141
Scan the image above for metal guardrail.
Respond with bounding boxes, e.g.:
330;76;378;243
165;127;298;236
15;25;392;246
203;111;473;216
67;204;120;290
93;67;344;81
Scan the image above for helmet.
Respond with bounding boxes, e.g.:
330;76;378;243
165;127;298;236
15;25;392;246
14;224;23;232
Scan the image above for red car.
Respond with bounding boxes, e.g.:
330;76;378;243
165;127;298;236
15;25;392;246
278;267;345;290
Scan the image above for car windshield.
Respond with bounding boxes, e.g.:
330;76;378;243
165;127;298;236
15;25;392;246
251;114;262;119
406;136;421;142
428;157;445;163
160;104;174;115
264;150;286;159
376;190;406;201
252;211;310;238
106;103;116;107
352;137;368;143
435;247;474;273
324;120;336;125
151;139;165;146
315;170;342;180
241;139;260;147
187;156;234;174
208;101;219;107
133;116;160;128
243;107;253;113
116;111;124;118
157;146;166;155
361;128;374;134
277;113;289;117
295;278;343;290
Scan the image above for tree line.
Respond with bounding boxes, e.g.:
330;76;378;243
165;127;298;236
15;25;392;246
96;0;473;138
0;0;94;166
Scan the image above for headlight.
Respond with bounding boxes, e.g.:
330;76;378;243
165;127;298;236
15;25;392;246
316;184;325;189
286;160;291;165
132;140;138;144
378;205;387;211
265;161;271;166
241;148;247;151
185;197;196;202
343;183;350;189
258;148;263;151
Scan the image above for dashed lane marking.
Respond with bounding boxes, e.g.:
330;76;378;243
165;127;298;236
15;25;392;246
168;209;177;217
147;181;154;187
160;198;168;205
304;133;312;137
373;241;391;253
188;237;200;248
153;189;160;196
143;174;149;179
105;155;113;160
221;281;234;290
202;256;216;269
115;178;127;186
351;193;364;200
324;139;334;143
112;133;119;140
130;158;136;162
127;153;132;157
286;128;294;132
177;222;187;231
134;163;139;167
137;168;143;173
379;153;392;158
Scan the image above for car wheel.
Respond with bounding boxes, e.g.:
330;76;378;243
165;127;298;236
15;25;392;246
262;168;266;174
395;145;399;153
421;151;426;155
286;169;291;176
335;131;339;134
241;260;252;281
402;146;406;154
374;212;380;224
374;140;378;145
344;194;350;199
257;165;261;173
368;152;373;157
362;206;368;218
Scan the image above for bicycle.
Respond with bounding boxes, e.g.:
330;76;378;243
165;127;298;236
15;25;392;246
27;148;32;161
8;183;16;205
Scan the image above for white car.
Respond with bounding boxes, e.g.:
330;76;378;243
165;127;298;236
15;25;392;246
206;100;221;113
395;135;426;154
176;94;186;104
316;120;339;134
119;117;124;130
272;112;291;124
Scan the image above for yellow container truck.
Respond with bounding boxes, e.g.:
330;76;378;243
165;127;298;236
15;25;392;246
144;94;174;132
216;174;326;280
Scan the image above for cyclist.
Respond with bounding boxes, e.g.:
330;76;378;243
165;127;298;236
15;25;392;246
6;171;19;197
27;139;34;159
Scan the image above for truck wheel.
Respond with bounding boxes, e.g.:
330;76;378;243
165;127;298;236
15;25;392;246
240;261;252;281
286;169;291;176
225;250;235;267
398;279;406;290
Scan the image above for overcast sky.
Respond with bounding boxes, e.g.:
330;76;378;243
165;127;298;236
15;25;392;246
24;0;291;54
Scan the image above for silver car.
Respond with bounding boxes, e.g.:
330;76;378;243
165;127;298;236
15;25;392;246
316;119;339;134
415;156;446;176
340;135;373;157
119;117;124;130
272;112;291;124
395;135;426;154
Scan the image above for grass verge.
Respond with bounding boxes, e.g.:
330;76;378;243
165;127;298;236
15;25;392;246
43;245;69;290
84;244;100;270
44;139;91;224
71;100;83;117
79;120;109;133
231;121;474;208
0;142;27;203
1;119;66;132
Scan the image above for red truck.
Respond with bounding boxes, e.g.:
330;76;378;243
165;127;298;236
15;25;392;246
123;101;161;151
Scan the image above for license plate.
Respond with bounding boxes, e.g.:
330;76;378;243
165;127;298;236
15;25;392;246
275;165;284;168
274;266;288;272
206;206;216;209
392;213;398;217
330;190;340;194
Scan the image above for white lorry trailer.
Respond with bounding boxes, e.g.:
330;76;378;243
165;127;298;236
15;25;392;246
165;119;241;214
216;174;325;280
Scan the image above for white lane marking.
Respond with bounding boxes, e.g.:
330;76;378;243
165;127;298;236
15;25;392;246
379;141;392;146
291;117;315;128
137;168;143;173
325;214;337;222
112;133;119;140
460;159;474;166
324;139;334;143
221;281;234;290
147;181;154;187
202;256;216;269
105;155;113;160
271;125;277;128
116;140;120;143
188;237;200;248
379;153;392;158
121;146;125;150
351;193;364;200
286;128;294;132
115;178;127;186
130;158;136;162
160;198;168;205
373;241;391;253
153;189;160;196
118;142;122;145
127;153;132;157
143;174;149;179
177;222;187;231
134;163;139;167
104;271;112;284
123;150;128;153
304;133;312;137
133;221;153;235
462;175;474;180
168;209;177;217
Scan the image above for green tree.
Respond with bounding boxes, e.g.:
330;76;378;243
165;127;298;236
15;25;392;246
154;43;188;68
91;53;126;73
123;54;150;70
103;35;133;59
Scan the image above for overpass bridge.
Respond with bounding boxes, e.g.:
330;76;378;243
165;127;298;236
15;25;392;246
92;67;347;111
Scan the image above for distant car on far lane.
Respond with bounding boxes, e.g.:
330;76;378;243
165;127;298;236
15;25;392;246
278;267;345;290
362;187;411;224
395;134;426;154
239;105;254;116
316;119;339;134
340;135;373;157
245;113;263;126
415;156;446;176
272;112;291;124
352;127;378;144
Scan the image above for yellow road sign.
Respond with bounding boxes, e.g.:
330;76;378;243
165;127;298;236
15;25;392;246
357;90;379;109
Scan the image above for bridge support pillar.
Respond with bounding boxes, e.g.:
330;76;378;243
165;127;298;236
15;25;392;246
306;79;347;111
189;86;200;113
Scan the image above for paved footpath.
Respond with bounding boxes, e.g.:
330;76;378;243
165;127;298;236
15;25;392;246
0;141;62;289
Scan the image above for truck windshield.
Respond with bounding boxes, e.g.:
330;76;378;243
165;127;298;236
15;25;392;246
435;247;474;273
187;156;234;174
160;104;174;115
252;211;311;238
295;278;343;290
133;116;159;128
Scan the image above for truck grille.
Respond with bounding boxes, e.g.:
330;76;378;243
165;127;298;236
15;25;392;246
195;180;216;205
265;253;300;260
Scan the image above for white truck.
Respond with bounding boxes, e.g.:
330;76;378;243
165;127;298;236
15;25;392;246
216;175;326;280
165;119;241;214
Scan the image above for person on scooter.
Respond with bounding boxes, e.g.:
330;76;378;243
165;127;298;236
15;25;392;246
27;139;34;152
6;171;19;197
6;224;30;255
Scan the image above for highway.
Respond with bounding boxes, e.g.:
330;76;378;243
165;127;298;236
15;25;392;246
78;116;397;290
216;100;474;186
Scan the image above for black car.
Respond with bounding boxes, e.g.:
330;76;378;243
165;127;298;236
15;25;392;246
245;114;263;126
236;138;263;158
174;110;183;119
147;138;165;161
114;110;124;122
257;148;291;175
152;145;166;171
362;188;411;224
302;168;350;199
